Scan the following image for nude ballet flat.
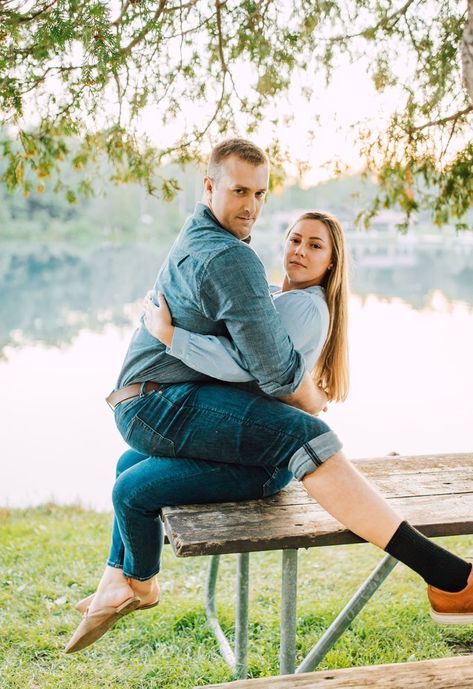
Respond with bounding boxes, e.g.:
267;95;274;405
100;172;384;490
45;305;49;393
65;595;141;653
75;592;159;614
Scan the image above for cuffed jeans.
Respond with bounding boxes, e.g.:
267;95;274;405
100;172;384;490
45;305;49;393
110;381;342;579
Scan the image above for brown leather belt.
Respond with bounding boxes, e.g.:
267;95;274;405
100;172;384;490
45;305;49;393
106;381;162;411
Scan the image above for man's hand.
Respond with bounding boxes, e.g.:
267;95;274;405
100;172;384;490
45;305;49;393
143;291;175;347
279;371;328;416
313;386;329;415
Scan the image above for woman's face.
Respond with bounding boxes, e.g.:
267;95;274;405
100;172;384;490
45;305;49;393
283;218;333;289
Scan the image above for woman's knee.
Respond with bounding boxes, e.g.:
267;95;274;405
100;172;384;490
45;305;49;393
116;449;147;477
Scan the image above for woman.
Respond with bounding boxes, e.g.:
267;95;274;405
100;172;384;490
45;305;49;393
66;210;350;652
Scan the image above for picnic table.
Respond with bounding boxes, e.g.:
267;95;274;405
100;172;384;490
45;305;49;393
161;452;473;679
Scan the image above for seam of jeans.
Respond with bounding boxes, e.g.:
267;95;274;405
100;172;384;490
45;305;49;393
119;465;225;576
174;402;311;442
135;384;325;443
108;541;125;569
262;467;283;497
107;560;124;568
303;442;323;467
124;464;225;507
119;466;226;581
131;415;176;455
139;381;293;436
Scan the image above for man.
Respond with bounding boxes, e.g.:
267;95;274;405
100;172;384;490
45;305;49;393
65;139;473;654
114;138;326;415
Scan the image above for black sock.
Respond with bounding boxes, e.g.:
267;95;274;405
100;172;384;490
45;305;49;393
385;521;472;592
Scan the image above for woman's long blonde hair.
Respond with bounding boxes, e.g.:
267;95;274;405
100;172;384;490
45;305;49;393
285;211;350;402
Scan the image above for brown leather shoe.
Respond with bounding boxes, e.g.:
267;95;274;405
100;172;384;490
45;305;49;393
65;595;141;653
75;592;159;614
428;569;473;624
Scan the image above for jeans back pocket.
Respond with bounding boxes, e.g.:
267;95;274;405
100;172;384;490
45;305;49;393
125;415;176;458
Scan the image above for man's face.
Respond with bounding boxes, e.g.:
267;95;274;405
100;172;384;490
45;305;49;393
204;155;269;239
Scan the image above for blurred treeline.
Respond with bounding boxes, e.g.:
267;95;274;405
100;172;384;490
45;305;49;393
0;161;379;242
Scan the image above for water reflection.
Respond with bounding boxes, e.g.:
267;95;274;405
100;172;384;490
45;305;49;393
1;238;472;510
351;256;473;309
0;241;171;357
1;238;472;357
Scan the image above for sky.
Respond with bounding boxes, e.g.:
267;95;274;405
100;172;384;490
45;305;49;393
134;56;400;186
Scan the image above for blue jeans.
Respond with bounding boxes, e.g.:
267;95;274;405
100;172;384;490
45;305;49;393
107;448;293;579
111;381;342;579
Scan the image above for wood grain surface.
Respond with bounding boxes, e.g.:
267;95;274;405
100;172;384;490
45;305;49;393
162;453;473;557
193;654;473;688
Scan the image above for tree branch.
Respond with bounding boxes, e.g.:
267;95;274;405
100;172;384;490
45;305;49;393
386;0;416;31
111;0;131;28
329;0;418;43
15;0;59;23
408;105;473;133
119;0;201;56
215;0;228;74
120;1;168;56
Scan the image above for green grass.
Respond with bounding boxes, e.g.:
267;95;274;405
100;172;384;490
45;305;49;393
1;505;473;688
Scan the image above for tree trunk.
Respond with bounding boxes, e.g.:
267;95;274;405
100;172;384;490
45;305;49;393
462;0;473;103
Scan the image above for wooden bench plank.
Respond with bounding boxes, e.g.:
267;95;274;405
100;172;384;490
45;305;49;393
193;655;473;688
162;454;473;557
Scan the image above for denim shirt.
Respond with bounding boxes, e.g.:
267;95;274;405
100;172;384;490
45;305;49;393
116;203;306;396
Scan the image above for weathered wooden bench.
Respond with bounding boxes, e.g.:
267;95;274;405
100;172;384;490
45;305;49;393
193;655;473;688
161;453;473;680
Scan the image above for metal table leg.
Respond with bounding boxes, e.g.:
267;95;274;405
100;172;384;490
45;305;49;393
280;548;299;674
205;553;250;679
205;555;236;670
235;553;250;678
296;553;399;673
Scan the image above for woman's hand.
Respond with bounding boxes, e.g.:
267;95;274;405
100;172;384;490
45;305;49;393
143;291;175;347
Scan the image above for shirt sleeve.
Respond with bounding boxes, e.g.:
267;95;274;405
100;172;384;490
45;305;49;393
274;291;325;362
168;289;325;381
168;327;253;382
199;244;306;396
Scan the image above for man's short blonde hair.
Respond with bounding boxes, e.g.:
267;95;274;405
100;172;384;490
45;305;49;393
208;138;269;179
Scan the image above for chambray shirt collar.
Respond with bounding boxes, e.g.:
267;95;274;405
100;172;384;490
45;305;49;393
193;203;252;244
194;203;227;233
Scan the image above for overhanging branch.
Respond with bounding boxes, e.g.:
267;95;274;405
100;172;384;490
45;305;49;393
408;105;473;133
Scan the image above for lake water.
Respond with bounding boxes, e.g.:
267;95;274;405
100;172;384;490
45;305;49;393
1;237;472;510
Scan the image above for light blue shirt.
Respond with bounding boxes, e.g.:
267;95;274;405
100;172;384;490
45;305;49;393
168;285;329;382
116;203;305;396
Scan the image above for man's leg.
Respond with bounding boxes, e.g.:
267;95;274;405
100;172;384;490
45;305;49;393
114;382;341;475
